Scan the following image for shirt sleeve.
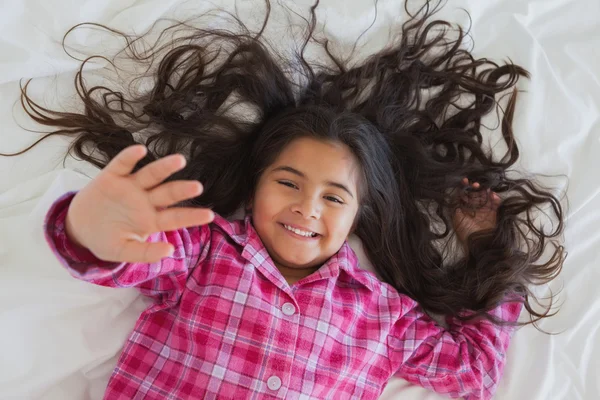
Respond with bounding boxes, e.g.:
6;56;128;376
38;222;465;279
387;295;523;400
43;191;211;308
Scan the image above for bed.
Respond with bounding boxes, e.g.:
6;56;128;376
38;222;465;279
0;0;597;399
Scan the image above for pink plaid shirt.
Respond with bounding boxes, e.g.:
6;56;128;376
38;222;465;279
44;191;522;400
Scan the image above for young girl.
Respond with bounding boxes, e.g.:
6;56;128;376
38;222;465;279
9;0;565;398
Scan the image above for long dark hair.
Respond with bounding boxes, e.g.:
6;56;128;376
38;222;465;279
3;0;565;324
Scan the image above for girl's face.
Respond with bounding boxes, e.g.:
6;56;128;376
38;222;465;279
251;137;361;284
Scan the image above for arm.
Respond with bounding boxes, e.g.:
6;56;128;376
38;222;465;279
44;191;211;308
387;178;520;398
388;296;523;400
43;145;214;307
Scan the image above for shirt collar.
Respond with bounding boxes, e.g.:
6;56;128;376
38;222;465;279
316;241;375;292
213;214;374;292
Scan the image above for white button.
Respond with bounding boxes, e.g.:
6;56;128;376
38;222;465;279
282;302;296;316
267;375;282;390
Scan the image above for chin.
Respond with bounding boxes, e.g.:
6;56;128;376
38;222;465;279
275;251;319;268
280;257;314;269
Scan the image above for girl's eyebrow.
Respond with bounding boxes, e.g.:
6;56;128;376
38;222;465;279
272;165;355;199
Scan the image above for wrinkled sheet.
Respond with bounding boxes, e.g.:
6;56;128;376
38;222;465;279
0;0;598;399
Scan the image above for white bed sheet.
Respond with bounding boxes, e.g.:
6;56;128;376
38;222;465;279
0;0;598;399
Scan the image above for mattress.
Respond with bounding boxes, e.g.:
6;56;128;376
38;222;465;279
0;0;598;399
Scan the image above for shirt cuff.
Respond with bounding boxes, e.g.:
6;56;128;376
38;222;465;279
445;297;525;327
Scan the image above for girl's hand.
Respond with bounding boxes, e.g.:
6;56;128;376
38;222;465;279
65;145;214;263
452;177;501;249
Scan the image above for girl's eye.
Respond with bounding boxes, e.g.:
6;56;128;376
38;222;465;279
277;181;343;204
278;181;298;189
325;196;344;204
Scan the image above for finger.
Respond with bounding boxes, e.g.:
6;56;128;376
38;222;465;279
491;191;502;207
461;177;469;186
467;187;490;204
461;185;483;203
116;240;175;263
156;207;215;232
472;182;480;189
473;189;492;209
479;189;500;210
134;154;187;190
148;180;204;208
453;207;464;218
104;145;147;177
474;188;489;203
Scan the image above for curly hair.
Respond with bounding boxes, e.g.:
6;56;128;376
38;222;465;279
3;0;565;325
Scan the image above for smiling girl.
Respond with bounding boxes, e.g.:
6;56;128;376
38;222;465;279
5;1;564;398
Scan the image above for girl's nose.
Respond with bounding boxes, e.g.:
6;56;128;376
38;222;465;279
291;196;321;219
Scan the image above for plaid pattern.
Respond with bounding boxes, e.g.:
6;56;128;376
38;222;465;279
44;191;523;400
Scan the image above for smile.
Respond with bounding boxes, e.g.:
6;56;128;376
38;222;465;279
282;224;318;238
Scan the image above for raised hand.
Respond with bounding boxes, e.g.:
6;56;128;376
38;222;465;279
65;145;214;263
452;177;501;249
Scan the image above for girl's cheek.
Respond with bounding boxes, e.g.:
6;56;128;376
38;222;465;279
257;188;285;216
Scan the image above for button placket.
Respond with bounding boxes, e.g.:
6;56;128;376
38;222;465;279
263;300;298;395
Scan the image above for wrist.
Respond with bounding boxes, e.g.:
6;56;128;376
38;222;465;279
65;207;86;250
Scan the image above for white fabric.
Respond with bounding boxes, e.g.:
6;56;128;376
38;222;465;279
0;0;597;399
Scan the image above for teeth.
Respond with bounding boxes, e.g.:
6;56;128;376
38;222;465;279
284;225;317;237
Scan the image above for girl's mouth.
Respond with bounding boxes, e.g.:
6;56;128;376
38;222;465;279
280;223;320;239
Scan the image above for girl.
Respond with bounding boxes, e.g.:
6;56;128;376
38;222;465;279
7;0;564;398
